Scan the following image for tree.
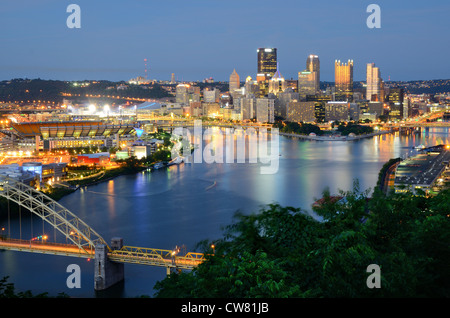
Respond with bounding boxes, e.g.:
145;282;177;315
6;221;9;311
153;182;450;298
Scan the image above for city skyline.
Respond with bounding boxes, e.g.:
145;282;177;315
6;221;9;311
0;0;449;82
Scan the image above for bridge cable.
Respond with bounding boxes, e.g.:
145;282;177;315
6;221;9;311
7;197;10;238
19;204;21;240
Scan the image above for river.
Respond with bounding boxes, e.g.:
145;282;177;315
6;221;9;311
0;127;449;297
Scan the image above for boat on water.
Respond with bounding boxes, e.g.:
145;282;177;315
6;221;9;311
167;156;184;166
153;162;165;169
414;144;426;150
205;181;217;191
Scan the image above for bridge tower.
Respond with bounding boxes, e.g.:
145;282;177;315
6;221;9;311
94;237;125;291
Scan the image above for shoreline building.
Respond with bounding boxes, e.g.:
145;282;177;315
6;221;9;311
335;60;354;102
394;148;450;194
325;101;349;122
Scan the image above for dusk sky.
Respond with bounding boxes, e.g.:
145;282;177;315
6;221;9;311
1;0;449;82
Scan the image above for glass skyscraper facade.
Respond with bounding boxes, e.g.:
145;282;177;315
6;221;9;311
257;48;277;96
366;63;382;102
334;59;354;102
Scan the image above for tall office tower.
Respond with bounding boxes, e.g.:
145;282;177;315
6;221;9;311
268;65;287;95
176;83;190;104
203;88;220;103
257;48;277;75
244;76;260;97
366;63;382;101
171;73;176;84
276;88;299;119
229;69;240;93
298;70;318;98
241;95;256;120
388;88;404;120
306;54;320;91
314;102;326;123
335;60;354;101
255;98;275;123
379;80;385;103
257;48;277;96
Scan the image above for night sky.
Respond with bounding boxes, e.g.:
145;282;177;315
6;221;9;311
1;0;449;82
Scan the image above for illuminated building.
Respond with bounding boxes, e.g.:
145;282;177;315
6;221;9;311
388;88;404;120
366;63;382;102
314;102;326;123
306;54;320;92
335;60;354;101
229;69;240;93
0;163;37;185
394;149;450;194
268;65;287;95
77;152;111;165
298;71;318;98
203;88;220;103
11;121;137;151
257;48;277;96
325;101;349;122
367;102;384;118
131;143;158;160
305;95;331;123
22;161;68;182
219;93;233;108
244;76;260;97
286;101;316;123
240;96;256;120
348;103;360;121
255;98;275;123
275;88;299;119
202;102;221;118
298;55;320;98
257;48;277;76
176;83;190;105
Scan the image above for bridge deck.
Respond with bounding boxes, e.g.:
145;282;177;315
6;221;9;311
0;238;94;258
0;239;204;269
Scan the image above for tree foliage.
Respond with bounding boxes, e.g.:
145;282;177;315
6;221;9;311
153;183;450;298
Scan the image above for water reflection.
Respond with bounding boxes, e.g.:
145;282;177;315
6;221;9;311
1;128;449;297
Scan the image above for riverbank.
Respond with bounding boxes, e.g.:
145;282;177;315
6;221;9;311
280;130;392;141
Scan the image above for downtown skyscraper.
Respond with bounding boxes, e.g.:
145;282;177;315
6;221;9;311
298;54;320;97
366;63;383;102
306;54;320;91
334;59;353;101
257;48;277;96
229;69;240;93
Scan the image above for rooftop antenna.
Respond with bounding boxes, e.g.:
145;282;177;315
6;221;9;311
144;58;148;80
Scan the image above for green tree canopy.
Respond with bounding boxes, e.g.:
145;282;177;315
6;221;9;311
153;183;450;298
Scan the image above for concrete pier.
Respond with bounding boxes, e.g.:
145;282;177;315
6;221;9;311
94;237;124;291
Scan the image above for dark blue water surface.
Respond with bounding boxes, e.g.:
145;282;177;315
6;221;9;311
1;128;448;297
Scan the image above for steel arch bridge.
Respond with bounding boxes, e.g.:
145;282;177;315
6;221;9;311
0;176;107;255
0;177;205;272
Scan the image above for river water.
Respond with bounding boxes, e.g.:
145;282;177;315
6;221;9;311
0;127;449;297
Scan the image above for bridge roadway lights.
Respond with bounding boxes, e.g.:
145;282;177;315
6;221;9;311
94;237;124;291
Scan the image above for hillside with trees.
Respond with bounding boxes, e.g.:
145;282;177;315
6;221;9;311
153;182;450;298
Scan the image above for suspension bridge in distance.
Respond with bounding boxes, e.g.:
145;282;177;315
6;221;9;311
0;176;205;290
